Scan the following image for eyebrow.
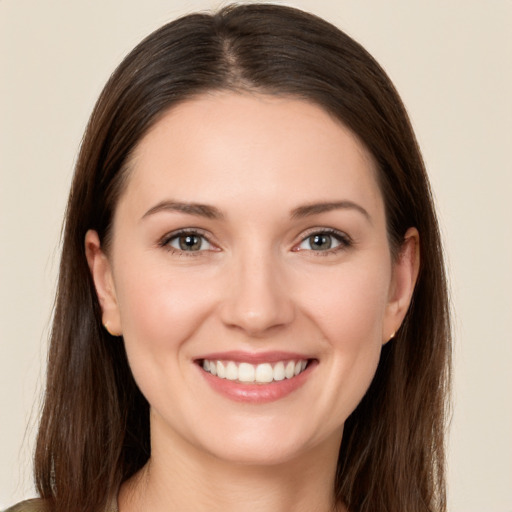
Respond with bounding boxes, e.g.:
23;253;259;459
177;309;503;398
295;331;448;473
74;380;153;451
141;200;224;220
291;201;371;222
141;199;370;223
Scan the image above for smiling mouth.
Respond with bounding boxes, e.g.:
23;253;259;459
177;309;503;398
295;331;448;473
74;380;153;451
200;359;311;384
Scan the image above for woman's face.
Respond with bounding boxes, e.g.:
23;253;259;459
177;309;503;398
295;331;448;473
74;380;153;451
87;92;417;466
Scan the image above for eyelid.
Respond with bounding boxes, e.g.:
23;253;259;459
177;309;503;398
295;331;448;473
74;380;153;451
158;228;219;254
292;227;353;253
158;227;351;255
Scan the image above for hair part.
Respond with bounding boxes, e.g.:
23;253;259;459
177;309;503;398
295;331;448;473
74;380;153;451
34;4;451;512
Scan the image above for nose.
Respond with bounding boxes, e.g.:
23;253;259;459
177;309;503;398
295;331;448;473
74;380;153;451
219;250;295;336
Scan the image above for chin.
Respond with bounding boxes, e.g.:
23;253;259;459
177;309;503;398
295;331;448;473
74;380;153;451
190;416;343;469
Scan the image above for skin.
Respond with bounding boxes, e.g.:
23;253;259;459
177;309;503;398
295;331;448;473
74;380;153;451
86;92;419;512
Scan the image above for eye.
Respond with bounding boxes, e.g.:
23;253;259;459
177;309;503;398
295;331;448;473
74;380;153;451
295;230;351;253
162;231;214;253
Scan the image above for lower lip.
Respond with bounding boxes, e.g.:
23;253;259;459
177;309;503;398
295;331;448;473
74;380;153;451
197;361;316;404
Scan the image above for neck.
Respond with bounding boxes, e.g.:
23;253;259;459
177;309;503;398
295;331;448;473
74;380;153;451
119;419;345;512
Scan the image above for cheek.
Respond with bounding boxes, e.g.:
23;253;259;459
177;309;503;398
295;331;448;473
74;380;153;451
113;259;217;358
112;261;221;416
299;261;390;414
301;261;390;346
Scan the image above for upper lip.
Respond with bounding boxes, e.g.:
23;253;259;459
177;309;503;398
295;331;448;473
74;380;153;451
195;350;313;364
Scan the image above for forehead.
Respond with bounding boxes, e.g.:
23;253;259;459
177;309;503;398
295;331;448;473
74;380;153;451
118;92;384;221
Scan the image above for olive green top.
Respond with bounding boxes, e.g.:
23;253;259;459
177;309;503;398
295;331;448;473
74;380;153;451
2;500;49;512
3;498;118;512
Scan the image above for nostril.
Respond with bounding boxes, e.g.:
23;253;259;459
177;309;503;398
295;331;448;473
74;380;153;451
219;300;295;336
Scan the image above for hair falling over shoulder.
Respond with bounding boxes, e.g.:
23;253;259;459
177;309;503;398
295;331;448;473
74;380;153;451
33;4;451;512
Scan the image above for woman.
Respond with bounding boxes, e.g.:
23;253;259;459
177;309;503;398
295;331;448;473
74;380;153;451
6;3;451;512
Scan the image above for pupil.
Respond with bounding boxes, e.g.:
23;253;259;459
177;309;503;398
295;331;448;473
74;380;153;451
311;234;331;250
179;235;201;251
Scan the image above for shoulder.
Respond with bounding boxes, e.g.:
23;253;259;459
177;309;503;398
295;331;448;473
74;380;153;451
2;499;51;512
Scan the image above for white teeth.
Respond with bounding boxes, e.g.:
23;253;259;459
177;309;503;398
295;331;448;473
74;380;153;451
238;362;255;382
255;363;273;383
285;361;295;379
225;361;238;381
273;362;285;381
202;359;309;383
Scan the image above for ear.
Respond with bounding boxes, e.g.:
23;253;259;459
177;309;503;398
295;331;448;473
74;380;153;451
382;227;420;344
85;230;122;336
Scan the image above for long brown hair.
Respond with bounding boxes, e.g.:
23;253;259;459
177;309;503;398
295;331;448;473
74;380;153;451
34;4;451;512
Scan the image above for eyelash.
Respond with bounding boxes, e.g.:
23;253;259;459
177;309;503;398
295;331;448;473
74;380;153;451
158;229;216;256
293;228;353;256
158;227;352;256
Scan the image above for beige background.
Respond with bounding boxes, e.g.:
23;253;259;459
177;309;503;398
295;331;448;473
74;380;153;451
1;0;511;510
